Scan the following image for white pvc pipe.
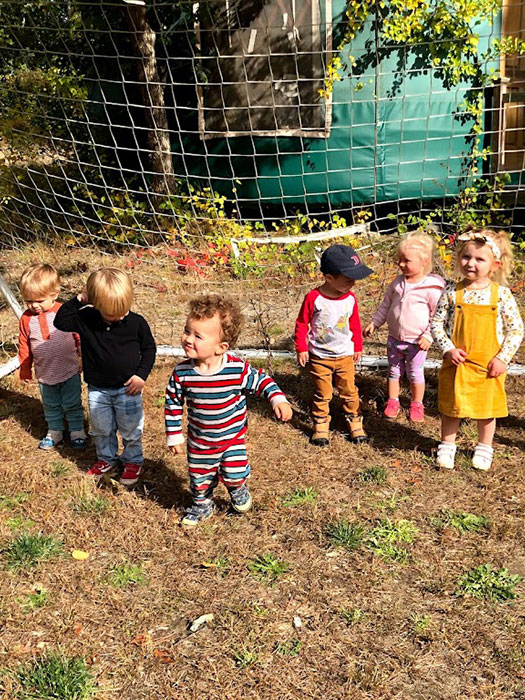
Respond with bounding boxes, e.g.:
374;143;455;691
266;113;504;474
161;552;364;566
156;345;525;375
0;273;23;319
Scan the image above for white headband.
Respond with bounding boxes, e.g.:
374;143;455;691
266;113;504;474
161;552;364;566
457;232;501;261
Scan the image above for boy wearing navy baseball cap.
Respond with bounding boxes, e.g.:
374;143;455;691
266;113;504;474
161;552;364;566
294;244;374;445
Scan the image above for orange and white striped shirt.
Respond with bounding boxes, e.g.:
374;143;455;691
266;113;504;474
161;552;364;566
18;302;80;385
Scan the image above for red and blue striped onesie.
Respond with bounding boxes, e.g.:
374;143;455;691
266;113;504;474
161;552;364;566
165;354;288;502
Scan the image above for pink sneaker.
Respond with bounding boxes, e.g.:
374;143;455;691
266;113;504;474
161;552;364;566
383;398;401;419
409;402;425;422
120;462;143;486
86;460;117;478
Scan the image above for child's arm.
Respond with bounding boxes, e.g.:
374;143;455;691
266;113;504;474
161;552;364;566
349;294;363;362
431;288;467;366
125;318;157;395
241;362;293;421
53;294;86;333
294;293;315;367
488;288;524;377
365;281;395;336
418;287;444;350
17;313;33;381
165;371;185;453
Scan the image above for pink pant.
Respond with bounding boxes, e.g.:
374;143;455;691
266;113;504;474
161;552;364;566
387;336;427;384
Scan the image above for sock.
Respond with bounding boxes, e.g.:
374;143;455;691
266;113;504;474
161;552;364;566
47;430;63;443
70;429;87;440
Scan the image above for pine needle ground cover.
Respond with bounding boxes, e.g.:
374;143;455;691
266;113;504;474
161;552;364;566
0;244;524;699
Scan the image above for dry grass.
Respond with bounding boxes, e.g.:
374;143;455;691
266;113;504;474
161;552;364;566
0;243;525;699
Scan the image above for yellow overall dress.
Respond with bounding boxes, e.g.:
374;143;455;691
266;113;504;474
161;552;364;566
438;282;507;419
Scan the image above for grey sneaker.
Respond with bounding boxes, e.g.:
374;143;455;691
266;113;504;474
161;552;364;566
229;484;252;513
181;501;214;527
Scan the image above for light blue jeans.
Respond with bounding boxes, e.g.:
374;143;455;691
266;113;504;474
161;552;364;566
88;385;144;466
39;373;84;432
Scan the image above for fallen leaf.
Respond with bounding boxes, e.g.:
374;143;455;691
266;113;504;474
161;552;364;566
73;623;83;637
189;613;214;632
131;634;152;647
72;550;90;560
200;561;217;569
153;648;176;664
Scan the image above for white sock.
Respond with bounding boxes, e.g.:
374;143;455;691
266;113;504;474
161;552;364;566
48;430;63;443
70;429;87;440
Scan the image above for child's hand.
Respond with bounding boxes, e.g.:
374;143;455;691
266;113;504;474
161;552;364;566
124;375;145;395
353;351;362;363
77;291;89;304
15;370;30;384
445;348;467;366
364;322;375;337
418;336;432;351
168;444;184;455
297;351;309;367
274;402;293;422
487;356;506;377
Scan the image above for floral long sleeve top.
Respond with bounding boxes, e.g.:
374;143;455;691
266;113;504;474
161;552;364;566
430;282;524;365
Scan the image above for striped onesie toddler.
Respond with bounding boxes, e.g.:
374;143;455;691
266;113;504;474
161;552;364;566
165;354;289;503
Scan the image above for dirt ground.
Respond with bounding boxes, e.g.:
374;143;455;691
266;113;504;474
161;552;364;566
1;242;525;700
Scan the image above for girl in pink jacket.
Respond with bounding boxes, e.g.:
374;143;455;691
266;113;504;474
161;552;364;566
364;231;445;422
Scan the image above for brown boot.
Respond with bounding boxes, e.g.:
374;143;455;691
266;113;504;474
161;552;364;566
346;415;368;444
311;418;330;447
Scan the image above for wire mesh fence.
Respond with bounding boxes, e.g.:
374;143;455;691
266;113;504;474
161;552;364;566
1;0;525;367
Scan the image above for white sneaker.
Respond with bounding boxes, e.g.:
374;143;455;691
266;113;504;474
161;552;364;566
437;442;457;470
472;443;494;471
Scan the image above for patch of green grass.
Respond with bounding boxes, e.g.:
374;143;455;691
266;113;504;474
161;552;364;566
341;607;365;625
5;516;35;531
15;651;96;699
456;564;521;603
409;613;432;638
275;638;301;657
106;561;148;588
50;460;71;478
431;510;489;533
18;586;49;613
365;519;418;563
326;520;364;552
71;489;110;516
5;532;63;570
371;492;409;513
0;492;30;511
280;486;318;507
153;393;165;408
360;466;387;484
233;645;259;669
247;553;289;583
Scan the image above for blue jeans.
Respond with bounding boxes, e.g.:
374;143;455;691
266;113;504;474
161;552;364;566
39;373;84;432
88;385;144;466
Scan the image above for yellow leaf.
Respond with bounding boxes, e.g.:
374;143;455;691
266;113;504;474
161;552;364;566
72;549;90;560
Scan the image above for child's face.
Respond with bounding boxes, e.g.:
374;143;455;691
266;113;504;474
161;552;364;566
323;273;355;296
459;241;499;284
99;310;127;323
397;247;427;280
23;291;57;315
181;313;228;361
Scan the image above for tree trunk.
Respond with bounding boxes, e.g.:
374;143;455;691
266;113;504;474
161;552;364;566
122;5;175;196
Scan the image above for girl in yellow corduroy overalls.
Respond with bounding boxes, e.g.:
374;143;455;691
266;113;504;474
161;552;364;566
430;230;524;471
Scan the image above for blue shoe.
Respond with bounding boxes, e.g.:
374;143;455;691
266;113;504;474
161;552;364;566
38;432;63;451
229;484;252;513
70;437;88;450
181;501;214;527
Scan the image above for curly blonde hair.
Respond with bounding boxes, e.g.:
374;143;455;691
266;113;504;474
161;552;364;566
398;230;436;275
188;294;244;347
455;229;513;285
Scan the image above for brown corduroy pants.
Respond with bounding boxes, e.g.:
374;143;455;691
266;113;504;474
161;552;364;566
308;354;360;422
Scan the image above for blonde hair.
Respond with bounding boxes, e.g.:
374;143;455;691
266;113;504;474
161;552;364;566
86;267;133;317
455;229;513;285
398;230;435;275
188;294;244;348
20;263;60;299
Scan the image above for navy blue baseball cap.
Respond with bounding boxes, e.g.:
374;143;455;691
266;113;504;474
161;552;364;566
320;244;374;280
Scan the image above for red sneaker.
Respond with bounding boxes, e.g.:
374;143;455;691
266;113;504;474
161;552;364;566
383;398;401;419
87;460;117;478
409;402;425;422
120;462;143;486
